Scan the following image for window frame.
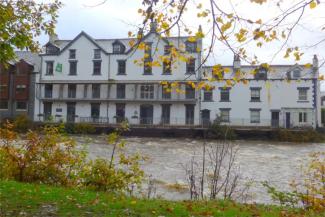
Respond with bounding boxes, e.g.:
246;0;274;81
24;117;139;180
203;89;213;101
69;49;76;59
16;101;27;110
0;101;8;110
250;87;261;102
220;87;230;102
140;85;154;99
69;60;78;76
219;108;230;123
94;49;101;59
186;58;195;74
185;41;197;53
45;61;54;75
185;85;195;99
298;87;308;101
299;112;307;123
93;60;102;75
117;60;126;75
68;84;77;98
116;84;126;99
44;84;53;98
250;109;261;123
92;84;101;99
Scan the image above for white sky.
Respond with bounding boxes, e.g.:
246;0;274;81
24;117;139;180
38;0;325;87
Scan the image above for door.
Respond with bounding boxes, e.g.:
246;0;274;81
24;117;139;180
185;104;195;125
285;112;291;129
140;104;153;125
43;102;52;121
91;103;100;123
67;103;76;123
161;104;170;125
271;111;280;128
201;109;210;127
116;103;125;123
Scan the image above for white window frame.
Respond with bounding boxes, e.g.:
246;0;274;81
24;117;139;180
220;109;230;122
140;85;154;99
250;109;260;123
298;88;308;101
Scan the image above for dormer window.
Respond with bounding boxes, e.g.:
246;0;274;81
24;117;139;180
255;67;267;79
112;40;125;54
45;44;59;55
293;69;301;79
185;41;197;53
69;49;76;59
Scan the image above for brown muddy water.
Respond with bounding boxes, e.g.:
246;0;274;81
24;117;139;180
74;136;325;204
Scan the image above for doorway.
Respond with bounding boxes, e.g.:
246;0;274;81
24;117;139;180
201;109;210;127
185;104;195;125
161;104;171;125
43;102;52;121
285;112;291;129
271;111;279;128
67;102;76;123
140;104;153;125
116;103;125;123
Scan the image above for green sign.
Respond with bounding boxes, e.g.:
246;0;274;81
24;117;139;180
55;63;62;73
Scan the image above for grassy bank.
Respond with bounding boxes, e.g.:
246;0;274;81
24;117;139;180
0;180;322;217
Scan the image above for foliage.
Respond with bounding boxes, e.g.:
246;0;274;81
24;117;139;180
81;122;145;193
208;121;237;140
0;0;62;65
1;180;318;217
0;121;145;194
264;152;325;212
73;123;96;134
13;114;32;133
0;121;86;186
271;129;325;143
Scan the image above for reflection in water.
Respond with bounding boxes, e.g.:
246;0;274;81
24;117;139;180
75;136;325;204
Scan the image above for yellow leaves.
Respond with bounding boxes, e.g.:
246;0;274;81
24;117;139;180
188;36;197;43
319;75;324;80
250;0;267;4
196;3;202;9
224;68;231;73
310;1;317;9
304;63;312;68
195;30;205;39
138;42;146;50
235;28;248;43
130;200;137;205
221;22;232;33
161;22;169;30
197;10;209;18
256;42;263;47
216;17;223;23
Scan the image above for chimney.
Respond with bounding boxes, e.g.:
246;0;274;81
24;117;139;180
313;54;318;69
149;19;157;33
49;33;58;44
233;54;241;70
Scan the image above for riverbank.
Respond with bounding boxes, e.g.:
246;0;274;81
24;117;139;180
0;180;320;217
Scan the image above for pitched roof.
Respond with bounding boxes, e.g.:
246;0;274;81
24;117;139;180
14;51;41;72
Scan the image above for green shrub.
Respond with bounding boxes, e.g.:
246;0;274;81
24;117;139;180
64;123;76;134
74;123;96;134
208;121;237;140
13;114;32;133
271;129;325;143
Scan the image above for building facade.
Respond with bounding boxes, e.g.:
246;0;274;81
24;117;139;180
0;52;40;120
34;24;202;126
33;25;321;129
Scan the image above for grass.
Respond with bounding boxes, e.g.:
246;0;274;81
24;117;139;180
0;180;322;217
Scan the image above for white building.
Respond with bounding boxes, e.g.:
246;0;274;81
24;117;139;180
34;22;202;126
33;22;321;129
201;56;321;129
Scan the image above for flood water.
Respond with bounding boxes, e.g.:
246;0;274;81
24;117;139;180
74;136;325;204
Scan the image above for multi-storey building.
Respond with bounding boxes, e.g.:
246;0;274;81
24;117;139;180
34;22;202;125
33;22;321;129
0;51;40;120
201;55;321;128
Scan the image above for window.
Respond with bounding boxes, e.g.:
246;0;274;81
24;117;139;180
84;84;88;98
0;84;7;92
46;61;54;75
116;84;125;99
299;112;307;123
91;103;100;119
204;89;213;101
45;44;59;55
16;85;26;93
163;60;171;74
68;84;76;98
0;101;8;110
113;43;125;54
144;60;152;75
69;61;77;75
255;68;267;79
220;109;230;122
164;45;172;55
92;84;101;98
220;88;230;101
44;84;52;98
69;49;76;59
94;49;101;59
186;58;195;74
93;60;101;75
16;101;27;110
117;60;126;75
298;88;308;101
250;109;261;123
250;87;261;102
144;43;152;59
186;85;195;99
162;86;171;99
293;70;301;79
140;85;154;99
185;41;197;53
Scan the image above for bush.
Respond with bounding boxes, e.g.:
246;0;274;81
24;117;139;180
74;123;96;134
13;114;32;133
208;121;237;140
271;129;325;143
0;121;145;194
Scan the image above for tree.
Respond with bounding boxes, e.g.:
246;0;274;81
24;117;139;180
0;0;62;65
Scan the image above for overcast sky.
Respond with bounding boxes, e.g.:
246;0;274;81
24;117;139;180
38;0;325;87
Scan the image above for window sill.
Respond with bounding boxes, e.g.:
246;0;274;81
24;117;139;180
297;100;309;103
162;73;172;75
117;73;127;76
143;74;153;75
250;121;261;124
92;74;102;76
203;100;214;102
250;100;261;102
68;74;77;76
220;100;231;102
45;74;54;76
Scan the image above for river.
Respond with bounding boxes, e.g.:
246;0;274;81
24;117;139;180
74;136;325;204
